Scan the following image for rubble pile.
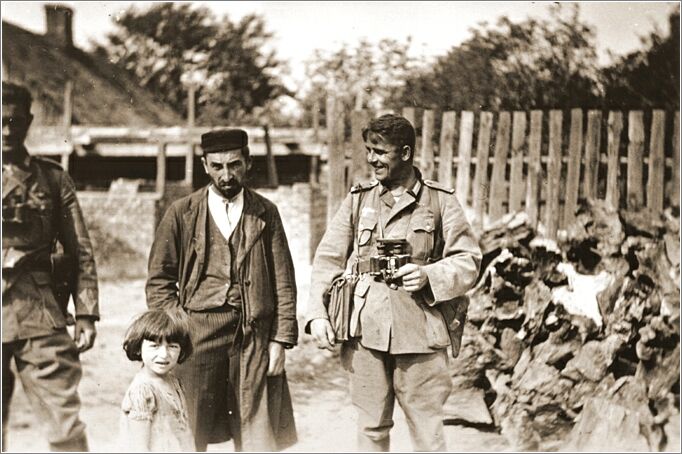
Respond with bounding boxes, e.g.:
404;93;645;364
448;202;680;451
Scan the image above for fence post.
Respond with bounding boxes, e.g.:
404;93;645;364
455;111;474;207
420;110;436;179
583;111;602;200
312;97;321;142
350;109;370;185
627;111;645;209
672;112;680;209
605;111;624;210
563;108;584;228
264;124;279;188
472;112;493;230
545;110;563;240
438;111;456;189
184;143;195;187
403;107;418;160
509;111;527;213
326;96;346;224
526;111;543;229
156;141;167;197
646;110;665;213
62;80;73;171
488;112;511;222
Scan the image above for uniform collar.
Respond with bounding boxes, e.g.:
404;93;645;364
379;167;423;200
2;146;32;171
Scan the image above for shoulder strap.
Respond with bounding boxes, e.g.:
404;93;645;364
427;185;442;228
427;185;443;261
34;159;64;250
350;191;362;269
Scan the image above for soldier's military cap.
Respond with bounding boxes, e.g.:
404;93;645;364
201;128;248;153
2;81;32;111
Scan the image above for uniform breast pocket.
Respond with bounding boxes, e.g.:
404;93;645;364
408;216;435;262
34;192;55;239
357;215;377;247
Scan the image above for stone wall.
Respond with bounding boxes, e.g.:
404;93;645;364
78;191;160;280
76;182;321;281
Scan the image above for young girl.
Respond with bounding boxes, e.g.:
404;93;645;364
120;309;195;452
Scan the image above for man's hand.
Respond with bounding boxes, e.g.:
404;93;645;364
267;341;286;376
74;317;97;352
393;263;429;293
310;318;335;351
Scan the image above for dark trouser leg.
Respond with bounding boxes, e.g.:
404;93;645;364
175;309;240;452
2;341;19;452
13;331;88;452
341;341;395;452
393;350;452;451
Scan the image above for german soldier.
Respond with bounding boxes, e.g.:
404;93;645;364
2;82;99;451
306;114;482;451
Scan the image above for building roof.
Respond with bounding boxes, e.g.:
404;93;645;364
1;20;183;126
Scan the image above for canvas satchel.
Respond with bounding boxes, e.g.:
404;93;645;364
324;192;363;342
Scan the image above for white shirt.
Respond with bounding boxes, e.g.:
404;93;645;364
207;185;244;241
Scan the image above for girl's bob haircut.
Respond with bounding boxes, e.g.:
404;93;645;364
123;309;193;364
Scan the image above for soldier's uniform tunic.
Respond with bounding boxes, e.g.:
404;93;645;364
2;148;99;451
307;169;481;451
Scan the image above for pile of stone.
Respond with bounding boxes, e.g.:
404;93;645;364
445;201;680;451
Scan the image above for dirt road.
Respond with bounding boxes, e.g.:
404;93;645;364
5;279;509;452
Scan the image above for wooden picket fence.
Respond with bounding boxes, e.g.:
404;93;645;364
326;104;680;239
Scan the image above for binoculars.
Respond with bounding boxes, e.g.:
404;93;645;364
2;200;30;225
369;238;410;288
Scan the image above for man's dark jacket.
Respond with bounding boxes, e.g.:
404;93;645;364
146;186;298;450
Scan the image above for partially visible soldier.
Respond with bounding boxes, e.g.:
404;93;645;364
2;82;99;451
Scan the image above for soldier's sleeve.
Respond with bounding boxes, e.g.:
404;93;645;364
145;203;182;310
305;193;355;332
422;191;482;305
267;205;298;347
57;171;99;319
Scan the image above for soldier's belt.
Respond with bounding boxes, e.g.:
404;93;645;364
2;251;52;272
354;256;429;275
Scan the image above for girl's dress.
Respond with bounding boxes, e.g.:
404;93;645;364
119;371;195;452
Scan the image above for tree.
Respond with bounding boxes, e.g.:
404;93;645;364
602;7;680;110
98;3;289;124
395;4;603;112
301;38;418;129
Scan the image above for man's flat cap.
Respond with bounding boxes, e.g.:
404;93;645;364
201;129;248;153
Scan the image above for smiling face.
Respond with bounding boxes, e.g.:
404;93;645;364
140;338;181;377
364;131;412;187
202;149;251;199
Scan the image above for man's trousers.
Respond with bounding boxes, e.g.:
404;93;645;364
341;340;452;451
2;330;88;452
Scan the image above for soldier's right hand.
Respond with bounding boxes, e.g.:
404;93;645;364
310;318;336;351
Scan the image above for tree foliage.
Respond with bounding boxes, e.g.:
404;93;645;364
98;3;289;124
602;7;680;110
394;4;603;112
301;38;417;126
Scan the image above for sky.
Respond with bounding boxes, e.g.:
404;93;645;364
2;1;678;85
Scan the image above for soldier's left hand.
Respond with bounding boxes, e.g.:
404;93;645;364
267;341;286;376
74;317;97;352
393;263;429;292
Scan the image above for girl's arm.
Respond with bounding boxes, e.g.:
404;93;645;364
121;380;157;451
126;418;152;452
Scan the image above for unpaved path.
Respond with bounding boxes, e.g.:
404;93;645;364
5;280;509;452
